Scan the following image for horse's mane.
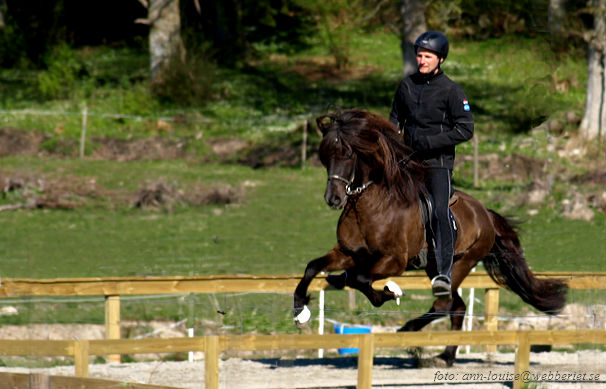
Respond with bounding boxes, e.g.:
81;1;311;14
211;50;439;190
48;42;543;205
317;109;425;205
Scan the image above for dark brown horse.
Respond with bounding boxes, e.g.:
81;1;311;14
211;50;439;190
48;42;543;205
293;109;567;365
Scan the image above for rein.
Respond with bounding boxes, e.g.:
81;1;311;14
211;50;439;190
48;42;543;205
398;150;418;169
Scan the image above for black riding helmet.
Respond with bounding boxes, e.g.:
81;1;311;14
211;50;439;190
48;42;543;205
414;31;449;60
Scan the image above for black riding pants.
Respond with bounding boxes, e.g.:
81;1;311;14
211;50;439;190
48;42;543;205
425;168;454;279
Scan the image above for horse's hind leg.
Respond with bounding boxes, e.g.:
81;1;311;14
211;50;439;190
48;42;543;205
397;291;466;367
294;248;353;327
401;252;477;365
432;252;481;365
437;290;466;366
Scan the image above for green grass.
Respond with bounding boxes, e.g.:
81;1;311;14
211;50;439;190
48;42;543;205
0;156;603;334
0;32;604;335
0;33;588;142
1;155;603;279
0;158;338;278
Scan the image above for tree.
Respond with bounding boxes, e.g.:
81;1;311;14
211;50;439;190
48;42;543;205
0;0;5;28
579;0;606;141
399;0;426;76
138;0;185;82
548;0;567;50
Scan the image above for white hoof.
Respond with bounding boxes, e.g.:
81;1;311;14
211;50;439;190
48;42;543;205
295;305;311;324
385;280;402;305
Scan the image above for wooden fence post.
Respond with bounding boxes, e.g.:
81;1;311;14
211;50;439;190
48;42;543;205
301;120;308;169
29;373;50;389
204;336;220;389
105;295;121;363
73;340;90;378
484;288;500;353
513;331;530;389
357;333;374;389
348;289;356;310
79;104;87;159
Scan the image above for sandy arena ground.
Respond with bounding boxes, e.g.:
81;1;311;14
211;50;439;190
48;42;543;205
1;349;605;389
1;304;604;389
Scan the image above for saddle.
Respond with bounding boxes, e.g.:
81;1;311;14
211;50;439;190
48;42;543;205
408;189;459;270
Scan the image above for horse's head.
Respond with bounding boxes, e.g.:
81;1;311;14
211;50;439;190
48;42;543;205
316;110;386;209
317;116;357;209
316;109;424;209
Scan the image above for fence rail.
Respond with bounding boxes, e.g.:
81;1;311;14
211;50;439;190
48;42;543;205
1;272;604;297
0;329;604;389
1;272;604;389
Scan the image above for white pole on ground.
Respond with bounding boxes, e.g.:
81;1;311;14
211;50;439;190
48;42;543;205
465;267;476;354
318;287;325;358
188;327;195;362
457;286;464;356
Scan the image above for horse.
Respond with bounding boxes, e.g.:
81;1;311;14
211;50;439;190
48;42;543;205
293;108;567;366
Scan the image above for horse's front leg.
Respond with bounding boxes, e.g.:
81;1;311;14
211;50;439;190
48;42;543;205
294;247;353;327
345;254;406;307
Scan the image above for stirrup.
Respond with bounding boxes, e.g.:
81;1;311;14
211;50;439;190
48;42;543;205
431;275;452;298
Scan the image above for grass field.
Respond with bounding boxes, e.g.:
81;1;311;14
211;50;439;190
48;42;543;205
1;155;604;279
0;156;603;335
0;32;604;335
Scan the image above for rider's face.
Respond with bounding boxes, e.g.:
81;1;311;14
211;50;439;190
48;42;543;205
416;48;442;75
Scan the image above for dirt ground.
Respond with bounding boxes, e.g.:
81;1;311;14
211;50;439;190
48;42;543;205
1;303;605;388
1;349;605;389
0;311;604;389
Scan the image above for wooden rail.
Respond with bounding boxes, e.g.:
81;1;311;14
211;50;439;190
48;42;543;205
1;272;604;360
0;330;604;389
1;272;604;388
0;372;177;389
1;272;603;297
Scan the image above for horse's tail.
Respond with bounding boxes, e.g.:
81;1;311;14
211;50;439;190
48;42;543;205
482;210;567;315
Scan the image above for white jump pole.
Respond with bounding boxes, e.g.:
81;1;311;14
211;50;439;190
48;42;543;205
465;267;477;354
318;286;325;358
188;327;195;362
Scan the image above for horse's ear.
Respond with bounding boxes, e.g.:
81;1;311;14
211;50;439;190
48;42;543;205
316;115;332;136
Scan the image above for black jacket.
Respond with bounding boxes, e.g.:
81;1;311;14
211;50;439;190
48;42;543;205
389;69;474;169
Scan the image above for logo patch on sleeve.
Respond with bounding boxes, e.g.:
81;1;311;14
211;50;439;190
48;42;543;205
463;99;471;112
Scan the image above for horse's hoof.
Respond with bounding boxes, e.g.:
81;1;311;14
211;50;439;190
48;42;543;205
418;355;450;368
385;280;403;305
294;305;311;328
436;352;456;367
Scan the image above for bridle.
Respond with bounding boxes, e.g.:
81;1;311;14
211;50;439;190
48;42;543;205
327;154;373;197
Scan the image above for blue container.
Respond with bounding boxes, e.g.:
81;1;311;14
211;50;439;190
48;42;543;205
333;323;371;355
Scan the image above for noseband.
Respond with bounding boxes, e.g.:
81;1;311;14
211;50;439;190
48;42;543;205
327;155;373;196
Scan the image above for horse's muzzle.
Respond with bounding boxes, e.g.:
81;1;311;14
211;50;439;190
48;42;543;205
326;194;345;209
325;183;346;209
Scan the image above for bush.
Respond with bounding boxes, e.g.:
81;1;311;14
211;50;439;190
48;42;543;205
37;44;85;99
0;22;27;68
150;51;216;106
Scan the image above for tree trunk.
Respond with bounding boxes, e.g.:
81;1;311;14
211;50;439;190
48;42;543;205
148;0;185;82
399;0;426;77
579;0;606;141
0;0;5;28
548;0;566;50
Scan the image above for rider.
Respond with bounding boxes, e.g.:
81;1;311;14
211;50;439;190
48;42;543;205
389;31;474;298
